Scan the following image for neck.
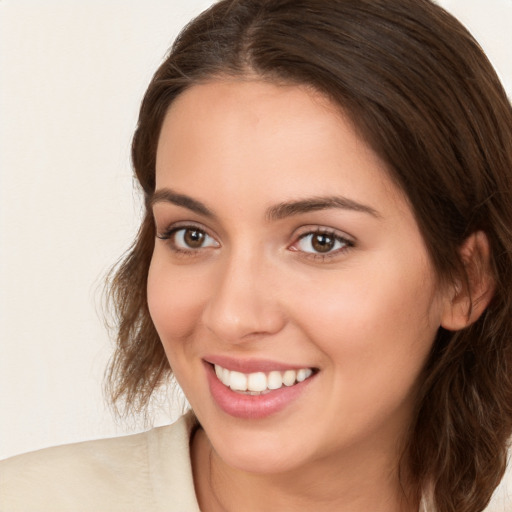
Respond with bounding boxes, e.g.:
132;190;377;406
191;427;418;512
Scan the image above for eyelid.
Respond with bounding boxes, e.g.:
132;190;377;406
156;221;220;252
156;220;213;238
293;225;355;243
288;225;355;260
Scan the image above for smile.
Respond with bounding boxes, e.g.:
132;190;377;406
214;364;314;395
205;360;318;419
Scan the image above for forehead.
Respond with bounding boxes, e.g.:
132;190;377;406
155;79;407;219
157;79;345;162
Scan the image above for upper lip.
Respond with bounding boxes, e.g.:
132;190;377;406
204;355;315;374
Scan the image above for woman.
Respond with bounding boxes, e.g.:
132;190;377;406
2;0;512;511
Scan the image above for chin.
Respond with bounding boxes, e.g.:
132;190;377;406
216;440;304;475
203;418;317;475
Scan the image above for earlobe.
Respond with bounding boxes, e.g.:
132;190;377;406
440;231;495;331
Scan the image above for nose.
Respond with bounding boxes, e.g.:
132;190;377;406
201;250;286;344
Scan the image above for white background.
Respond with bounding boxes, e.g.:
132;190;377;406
1;0;511;506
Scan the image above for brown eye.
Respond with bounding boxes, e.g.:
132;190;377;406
183;228;206;248
311;233;335;253
293;230;351;256
162;227;219;251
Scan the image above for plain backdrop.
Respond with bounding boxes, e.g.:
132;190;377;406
1;0;511;507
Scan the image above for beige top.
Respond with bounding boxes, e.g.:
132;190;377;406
0;413;201;512
3;413;500;512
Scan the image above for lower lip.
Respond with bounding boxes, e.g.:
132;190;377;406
205;363;316;420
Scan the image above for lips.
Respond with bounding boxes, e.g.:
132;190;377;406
204;358;317;419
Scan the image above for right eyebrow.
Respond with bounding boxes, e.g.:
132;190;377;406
150;188;215;218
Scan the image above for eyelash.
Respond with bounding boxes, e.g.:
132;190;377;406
156;224;354;261
156;224;219;257
290;228;354;261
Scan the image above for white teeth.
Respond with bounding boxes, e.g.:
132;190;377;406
247;372;267;392
282;370;296;387
229;371;247;391
213;364;314;393
267;371;283;390
296;368;312;382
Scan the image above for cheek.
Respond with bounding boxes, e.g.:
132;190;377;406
293;258;441;381
147;254;206;342
300;266;441;437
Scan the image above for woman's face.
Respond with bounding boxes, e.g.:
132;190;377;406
148;80;449;474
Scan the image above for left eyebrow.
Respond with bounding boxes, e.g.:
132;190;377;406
265;196;381;221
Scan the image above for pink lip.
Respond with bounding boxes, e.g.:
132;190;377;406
204;355;312;373
204;361;316;420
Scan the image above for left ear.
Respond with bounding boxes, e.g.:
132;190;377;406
440;231;495;331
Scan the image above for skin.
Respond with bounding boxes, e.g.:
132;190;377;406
147;79;455;511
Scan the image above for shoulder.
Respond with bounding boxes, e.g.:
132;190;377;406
0;412;201;512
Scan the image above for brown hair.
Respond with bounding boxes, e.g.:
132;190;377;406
105;0;512;510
